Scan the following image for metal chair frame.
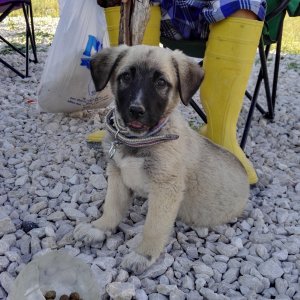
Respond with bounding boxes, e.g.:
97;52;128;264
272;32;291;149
161;0;290;150
0;0;38;78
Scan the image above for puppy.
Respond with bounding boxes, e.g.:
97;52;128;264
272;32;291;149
74;45;249;273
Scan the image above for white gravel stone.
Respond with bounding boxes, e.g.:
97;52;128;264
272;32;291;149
200;287;229;300
94;256;116;270
193;261;214;277
0;272;14;294
157;284;178;295
141;253;174;278
238;274;265;293
135;289;148;300
15;174;28;186
216;243;239;257
48;182;63;198
0;211;16;237
106;282;135;300
89;174;107;189
258;259;284;282
62;206;86;220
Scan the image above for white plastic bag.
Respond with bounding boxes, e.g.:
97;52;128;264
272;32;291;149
58;0;66;15
38;0;112;113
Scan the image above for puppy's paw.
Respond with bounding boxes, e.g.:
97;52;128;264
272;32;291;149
121;251;152;274
73;223;105;245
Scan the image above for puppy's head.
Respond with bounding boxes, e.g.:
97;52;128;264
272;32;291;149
90;45;204;134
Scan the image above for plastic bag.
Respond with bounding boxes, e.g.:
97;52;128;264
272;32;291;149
38;0;112;113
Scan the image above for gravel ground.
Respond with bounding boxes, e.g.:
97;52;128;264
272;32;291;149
0;17;300;300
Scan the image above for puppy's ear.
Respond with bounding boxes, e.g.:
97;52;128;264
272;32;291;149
172;50;204;106
90;45;129;91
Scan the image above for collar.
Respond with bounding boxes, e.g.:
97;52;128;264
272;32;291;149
105;108;179;158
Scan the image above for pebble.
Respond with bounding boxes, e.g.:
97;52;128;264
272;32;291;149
0;211;16;237
216;243;239;257
89;174;107;190
48;182;63;198
62;206;86;221
106;282;135;300
258;259;284;282
141;253;174;279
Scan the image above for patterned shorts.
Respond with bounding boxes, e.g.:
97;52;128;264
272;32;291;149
156;0;267;40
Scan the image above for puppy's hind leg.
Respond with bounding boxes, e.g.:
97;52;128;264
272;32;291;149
122;180;184;274
74;163;132;244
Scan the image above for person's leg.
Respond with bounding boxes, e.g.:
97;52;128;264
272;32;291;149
199;2;266;184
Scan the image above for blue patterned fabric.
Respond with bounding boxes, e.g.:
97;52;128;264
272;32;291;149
154;0;267;39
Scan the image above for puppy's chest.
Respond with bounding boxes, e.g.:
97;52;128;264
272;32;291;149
113;151;149;196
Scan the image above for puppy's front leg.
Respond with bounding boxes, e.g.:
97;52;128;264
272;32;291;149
74;163;132;244
122;180;183;273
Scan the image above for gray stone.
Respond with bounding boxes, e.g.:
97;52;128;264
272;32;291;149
200;287;230;300
170;289;185;300
0;240;10;255
187;290;203;300
106;234;124;250
68;174;80;185
216;243;238;257
89;174;107;189
258;259;284;282
30;201;47;214
0;211;16;237
157;284;178;295
141;278;157;294
128;276;141;289
62;206;85;220
47;211;66;221
149;293;168;300
60;166;76;178
0;256;9;272
48;182;63;198
106;282;135;300
182;275;195;290
195;227;209;238
223;268;239;284
141;253;174;279
231;237;243;250
273;249;289;261
135;289;148;300
256;244;269;260
193;261;214;277
275;278;288;295
238;274;264;293
212;262;227;274
15;175;28;186
0;272;14;294
94;256;116;270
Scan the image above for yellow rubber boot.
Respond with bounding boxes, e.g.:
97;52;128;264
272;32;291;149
200;17;263;184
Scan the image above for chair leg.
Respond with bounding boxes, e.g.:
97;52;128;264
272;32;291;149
190;99;207;123
29;2;38;63
0;57;25;78
240;38;272;150
271;12;285;112
259;39;274;120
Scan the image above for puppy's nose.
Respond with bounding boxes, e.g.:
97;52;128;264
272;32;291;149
129;104;145;118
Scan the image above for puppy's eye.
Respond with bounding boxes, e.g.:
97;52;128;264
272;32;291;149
120;72;131;83
155;78;167;88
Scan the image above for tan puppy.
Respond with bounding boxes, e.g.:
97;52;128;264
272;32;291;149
74;45;249;273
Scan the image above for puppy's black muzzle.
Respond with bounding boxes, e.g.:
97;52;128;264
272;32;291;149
129;104;146;119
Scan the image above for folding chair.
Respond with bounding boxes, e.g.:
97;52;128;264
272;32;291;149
160;0;291;150
0;0;38;78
